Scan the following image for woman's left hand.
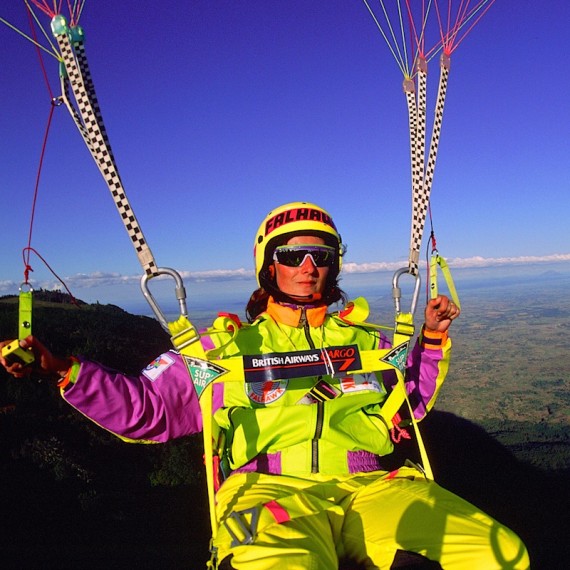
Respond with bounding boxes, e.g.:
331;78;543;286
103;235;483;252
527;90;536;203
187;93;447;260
424;295;460;333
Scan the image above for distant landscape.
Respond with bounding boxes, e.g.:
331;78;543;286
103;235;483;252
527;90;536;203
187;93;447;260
0;267;568;568
434;271;570;471
337;267;570;471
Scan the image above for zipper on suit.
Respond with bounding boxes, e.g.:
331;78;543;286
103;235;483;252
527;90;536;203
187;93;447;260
299;308;324;473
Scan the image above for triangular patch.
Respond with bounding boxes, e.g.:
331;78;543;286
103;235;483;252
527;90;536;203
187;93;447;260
183;356;227;398
381;342;409;372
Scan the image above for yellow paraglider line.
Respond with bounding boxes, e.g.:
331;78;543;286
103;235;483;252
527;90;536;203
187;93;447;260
0;12;60;61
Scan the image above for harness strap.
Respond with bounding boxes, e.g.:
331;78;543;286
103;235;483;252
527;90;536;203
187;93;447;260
200;381;218;538
429;252;461;308
18;284;33;340
0;284;36;367
406;55;451;276
392;308;434;481
51;16;158;276
167;322;219;539
221;493;342;549
404;77;421;275
409;59;428;275
423;54;450;213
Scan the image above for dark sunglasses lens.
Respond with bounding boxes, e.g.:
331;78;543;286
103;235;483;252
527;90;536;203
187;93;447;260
275;248;334;267
275;250;303;266
276;251;298;266
311;251;334;266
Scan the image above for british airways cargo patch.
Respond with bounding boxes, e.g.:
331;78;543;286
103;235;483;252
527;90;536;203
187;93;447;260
243;345;362;383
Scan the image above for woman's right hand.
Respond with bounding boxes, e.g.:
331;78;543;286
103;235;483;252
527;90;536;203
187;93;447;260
0;336;71;381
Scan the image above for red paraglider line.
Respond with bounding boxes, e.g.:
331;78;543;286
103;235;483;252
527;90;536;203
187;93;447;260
27;0;60;19
404;0;436;60
431;0;496;56
364;0;496;70
443;0;471;53
27;0;84;26
24;102;57;277
16;0;82;298
404;1;423;58
22;247;79;305
23;0;62;276
450;1;496;53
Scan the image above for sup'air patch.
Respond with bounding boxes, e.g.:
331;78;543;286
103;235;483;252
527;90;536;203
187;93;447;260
143;353;176;381
183;356;227;398
381;342;409;372
246;380;288;405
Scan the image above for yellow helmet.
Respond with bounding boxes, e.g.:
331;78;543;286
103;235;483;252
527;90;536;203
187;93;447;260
253;201;343;287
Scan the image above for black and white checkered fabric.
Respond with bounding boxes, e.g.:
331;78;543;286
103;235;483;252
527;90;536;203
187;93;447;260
405;60;450;276
59;75;94;152
55;30;158;276
405;86;420;202
423;61;449;209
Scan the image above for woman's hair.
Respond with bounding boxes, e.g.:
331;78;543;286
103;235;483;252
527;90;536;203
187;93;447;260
245;287;272;322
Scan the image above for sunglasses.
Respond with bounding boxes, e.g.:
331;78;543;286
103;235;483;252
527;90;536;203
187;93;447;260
273;244;336;268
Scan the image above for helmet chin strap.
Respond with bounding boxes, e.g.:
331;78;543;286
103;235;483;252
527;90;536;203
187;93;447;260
286;292;322;302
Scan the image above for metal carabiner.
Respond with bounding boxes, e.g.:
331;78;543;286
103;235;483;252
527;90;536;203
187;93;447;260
392;267;421;316
140;267;189;332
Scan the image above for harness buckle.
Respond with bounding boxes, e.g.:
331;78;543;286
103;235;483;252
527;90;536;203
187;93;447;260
223;507;260;547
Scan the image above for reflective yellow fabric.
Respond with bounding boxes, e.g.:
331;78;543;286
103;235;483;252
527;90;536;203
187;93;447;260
173;301;448;542
204;310;403;475
213;469;530;570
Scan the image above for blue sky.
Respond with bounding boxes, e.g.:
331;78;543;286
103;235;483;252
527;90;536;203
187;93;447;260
1;1;569;311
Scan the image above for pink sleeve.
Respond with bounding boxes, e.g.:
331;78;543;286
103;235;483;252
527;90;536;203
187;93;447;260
405;329;450;419
63;350;202;442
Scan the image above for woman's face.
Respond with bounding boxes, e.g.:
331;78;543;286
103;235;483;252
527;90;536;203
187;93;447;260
273;235;330;301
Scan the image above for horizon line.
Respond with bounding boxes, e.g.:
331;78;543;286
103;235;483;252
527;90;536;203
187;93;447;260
1;253;569;293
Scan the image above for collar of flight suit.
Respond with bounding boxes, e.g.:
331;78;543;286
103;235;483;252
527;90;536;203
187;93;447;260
265;296;328;328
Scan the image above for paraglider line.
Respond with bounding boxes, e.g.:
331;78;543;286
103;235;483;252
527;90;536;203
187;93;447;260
22;247;79;306
362;0;409;77
24;101;57;274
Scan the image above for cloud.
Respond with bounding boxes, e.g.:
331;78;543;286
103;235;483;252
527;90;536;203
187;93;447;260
177;268;254;282
1;254;568;294
66;272;141;288
12;269;255;291
444;253;570;268
342;261;403;273
343;253;570;273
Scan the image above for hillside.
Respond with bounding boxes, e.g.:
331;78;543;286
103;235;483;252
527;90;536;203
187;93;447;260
0;292;568;568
